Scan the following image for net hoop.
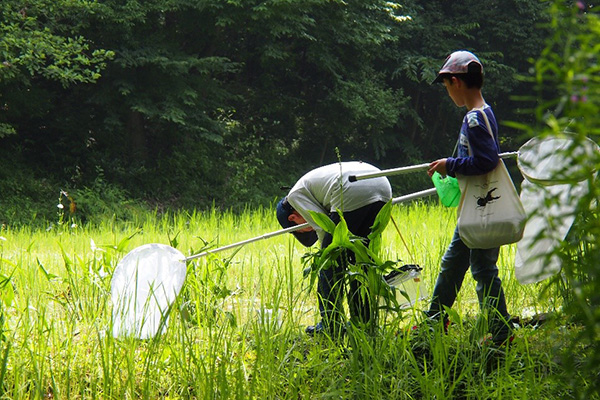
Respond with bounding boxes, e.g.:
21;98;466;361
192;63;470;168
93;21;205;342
517;136;599;186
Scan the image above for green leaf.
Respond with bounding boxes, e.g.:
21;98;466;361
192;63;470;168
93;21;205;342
56;242;73;273
368;200;392;239
307;210;336;234
0;124;16;139
0;277;14;308
37;258;60;282
169;231;180;249
331;215;351;248
351;239;374;265
116;230;141;253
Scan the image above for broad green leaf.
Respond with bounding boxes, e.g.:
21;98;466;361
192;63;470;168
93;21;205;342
331;216;351;248
368;200;392;239
307;210;336;234
368;200;392;255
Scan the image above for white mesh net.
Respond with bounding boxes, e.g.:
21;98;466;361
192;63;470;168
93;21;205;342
111;243;187;339
515;136;599;284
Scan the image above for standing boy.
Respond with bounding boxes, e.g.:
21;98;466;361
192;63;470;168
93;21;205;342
426;50;513;346
276;161;392;336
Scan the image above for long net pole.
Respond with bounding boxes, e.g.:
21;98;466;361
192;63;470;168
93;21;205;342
185;188;437;261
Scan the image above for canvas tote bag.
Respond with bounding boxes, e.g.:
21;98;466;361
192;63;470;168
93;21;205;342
456;109;526;249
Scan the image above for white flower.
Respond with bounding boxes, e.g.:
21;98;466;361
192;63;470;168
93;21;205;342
57;204;64;209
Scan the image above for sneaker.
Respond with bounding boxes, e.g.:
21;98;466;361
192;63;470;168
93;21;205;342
305;321;348;337
305;321;325;336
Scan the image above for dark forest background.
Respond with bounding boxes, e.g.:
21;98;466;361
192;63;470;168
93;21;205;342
0;0;552;225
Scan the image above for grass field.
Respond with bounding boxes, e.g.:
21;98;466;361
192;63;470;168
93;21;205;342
0;200;593;399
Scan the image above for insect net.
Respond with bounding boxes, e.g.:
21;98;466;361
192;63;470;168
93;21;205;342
111;243;187;339
514;136;599;284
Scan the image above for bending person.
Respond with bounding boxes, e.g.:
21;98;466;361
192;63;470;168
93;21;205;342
276;161;392;336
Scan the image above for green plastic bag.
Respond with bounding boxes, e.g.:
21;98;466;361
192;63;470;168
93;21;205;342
432;172;460;207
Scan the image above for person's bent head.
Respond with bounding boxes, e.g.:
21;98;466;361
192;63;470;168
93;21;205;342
276;197;318;247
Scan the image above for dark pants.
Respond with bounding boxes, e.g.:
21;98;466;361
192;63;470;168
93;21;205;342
427;227;511;339
317;201;386;328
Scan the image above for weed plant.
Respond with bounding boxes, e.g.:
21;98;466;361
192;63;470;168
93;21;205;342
505;2;600;398
0;197;590;399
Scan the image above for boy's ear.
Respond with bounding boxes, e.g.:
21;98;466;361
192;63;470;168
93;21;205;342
288;211;305;224
444;76;456;86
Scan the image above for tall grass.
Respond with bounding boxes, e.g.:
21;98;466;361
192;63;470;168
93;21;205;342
0;200;586;399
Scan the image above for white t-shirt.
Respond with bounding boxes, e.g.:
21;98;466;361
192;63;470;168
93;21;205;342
286;161;392;242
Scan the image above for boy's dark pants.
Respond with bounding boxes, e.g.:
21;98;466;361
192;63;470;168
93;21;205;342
427;227;512;340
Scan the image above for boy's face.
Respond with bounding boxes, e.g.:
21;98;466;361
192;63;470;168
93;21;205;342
288;211;314;232
443;76;466;108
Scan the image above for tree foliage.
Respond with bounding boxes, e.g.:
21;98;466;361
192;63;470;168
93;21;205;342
0;0;113;138
0;0;554;223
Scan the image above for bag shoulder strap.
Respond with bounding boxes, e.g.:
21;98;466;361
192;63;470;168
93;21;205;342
476;107;495;142
466;106;498;156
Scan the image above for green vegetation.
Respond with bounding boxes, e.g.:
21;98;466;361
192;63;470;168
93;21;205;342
0;202;595;399
0;0;551;220
511;2;600;397
0;1;598;397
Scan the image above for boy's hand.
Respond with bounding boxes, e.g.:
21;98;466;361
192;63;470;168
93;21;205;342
427;158;447;177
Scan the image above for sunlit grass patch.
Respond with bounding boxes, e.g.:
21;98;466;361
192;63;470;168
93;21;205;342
0;202;587;399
